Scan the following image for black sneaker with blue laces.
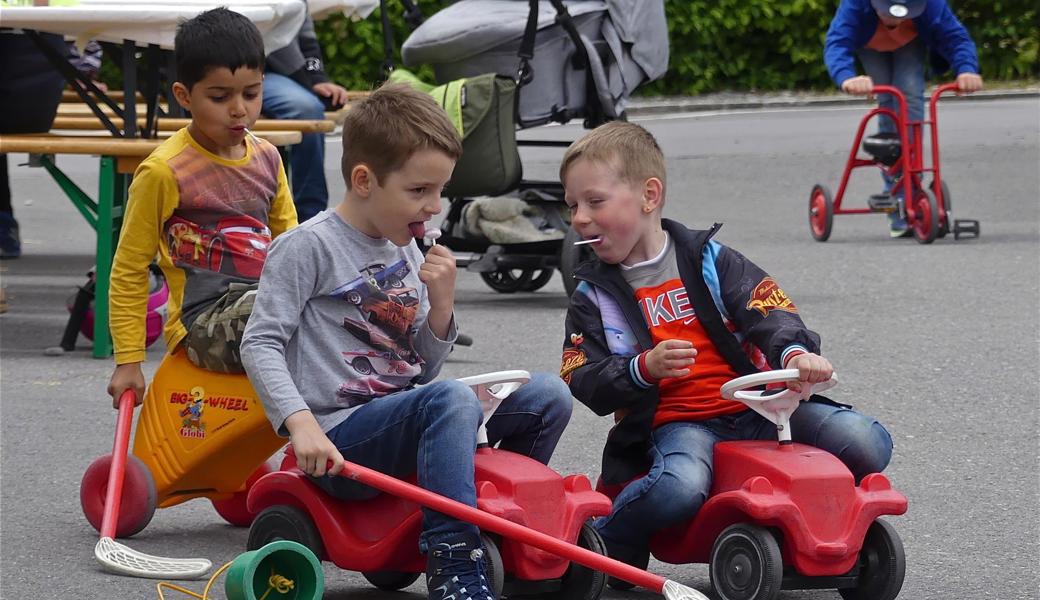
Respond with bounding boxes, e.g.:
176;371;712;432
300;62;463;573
425;533;497;600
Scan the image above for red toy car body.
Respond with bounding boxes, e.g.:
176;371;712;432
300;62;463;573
598;371;908;600
247;446;613;597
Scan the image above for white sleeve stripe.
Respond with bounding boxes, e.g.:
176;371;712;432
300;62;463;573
781;344;810;366
629;356;653;388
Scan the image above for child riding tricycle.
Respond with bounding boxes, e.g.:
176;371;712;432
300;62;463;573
809;82;980;244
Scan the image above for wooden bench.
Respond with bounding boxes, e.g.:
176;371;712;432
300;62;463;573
58;88;370;125
0;130;302;358
50;115;336;133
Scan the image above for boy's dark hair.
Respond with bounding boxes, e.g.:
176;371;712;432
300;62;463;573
174;7;265;90
341;83;463;188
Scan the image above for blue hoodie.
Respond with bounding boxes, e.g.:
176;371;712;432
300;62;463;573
824;0;979;87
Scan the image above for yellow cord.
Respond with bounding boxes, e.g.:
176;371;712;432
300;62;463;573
156;562;295;600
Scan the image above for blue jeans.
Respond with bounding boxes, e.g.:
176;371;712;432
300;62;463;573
857;37;926;195
595;401;893;558
261;72;328;222
313;372;573;551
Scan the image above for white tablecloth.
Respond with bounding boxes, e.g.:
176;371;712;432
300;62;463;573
0;0;310;51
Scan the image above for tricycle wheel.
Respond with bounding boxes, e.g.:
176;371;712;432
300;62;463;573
247;504;325;561
481;533;505;597
211;461;274;527
932;180;952;238
362;570;421;591
80;454;157;538
710;524;783;600
542;522;608;599
910;189;939;244
521;269;556;292
809;184;834;242
480;269;533;293
839;519;905;600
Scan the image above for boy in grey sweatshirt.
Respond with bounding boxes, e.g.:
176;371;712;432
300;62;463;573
240;83;572;600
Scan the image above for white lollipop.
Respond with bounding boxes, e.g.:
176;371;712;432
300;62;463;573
424;228;442;246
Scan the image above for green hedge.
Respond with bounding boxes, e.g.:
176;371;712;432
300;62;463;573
95;1;1037;94
315;1;1038;95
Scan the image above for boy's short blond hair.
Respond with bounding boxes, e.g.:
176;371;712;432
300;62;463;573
341;83;463;188
559;121;666;197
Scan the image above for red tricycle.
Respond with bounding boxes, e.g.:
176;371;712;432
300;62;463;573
244;371;616;598
597;370;908;600
809;82;980;244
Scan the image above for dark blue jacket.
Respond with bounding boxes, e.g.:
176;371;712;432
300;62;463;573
824;0;979;87
561;220;821;484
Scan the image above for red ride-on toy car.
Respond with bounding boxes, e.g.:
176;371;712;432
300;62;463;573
597;370;908;600
810;82;980;244
245;371;614;598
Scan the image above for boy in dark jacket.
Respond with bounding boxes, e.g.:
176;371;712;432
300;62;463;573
559;121;894;575
824;0;982;236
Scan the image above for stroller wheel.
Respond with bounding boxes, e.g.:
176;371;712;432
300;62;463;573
521;269;555;292
480;269;533;293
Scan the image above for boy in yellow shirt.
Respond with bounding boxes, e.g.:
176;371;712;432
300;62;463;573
106;7;297;407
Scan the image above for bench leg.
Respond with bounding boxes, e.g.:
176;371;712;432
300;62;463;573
38;155;126;358
93;156;127;359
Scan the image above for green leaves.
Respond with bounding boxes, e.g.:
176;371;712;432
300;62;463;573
311;0;1038;96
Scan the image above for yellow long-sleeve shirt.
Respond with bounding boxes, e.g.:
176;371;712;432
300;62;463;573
110;128;297;364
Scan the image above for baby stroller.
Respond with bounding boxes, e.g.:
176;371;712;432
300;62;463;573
382;0;668;295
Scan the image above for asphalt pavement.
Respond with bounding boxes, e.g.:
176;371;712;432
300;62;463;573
1;94;1037;599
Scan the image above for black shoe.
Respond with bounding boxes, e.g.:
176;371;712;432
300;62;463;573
597;529;650;591
0;212;20;259
426;533;496;600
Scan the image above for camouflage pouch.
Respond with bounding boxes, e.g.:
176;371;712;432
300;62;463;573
184;282;258;373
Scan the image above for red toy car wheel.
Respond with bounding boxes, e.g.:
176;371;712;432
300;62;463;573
247;504;325;560
709;523;783;600
80;454;158;538
480;533;505;597
809;184;834;242
542;521;607;599
911;189;939;244
361;571;422;591
839;519;905;600
211;461;274;527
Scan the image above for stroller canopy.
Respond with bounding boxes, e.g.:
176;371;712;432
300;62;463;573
402;0;668;126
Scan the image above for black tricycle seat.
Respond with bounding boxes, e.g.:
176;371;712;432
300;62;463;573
862;133;902;166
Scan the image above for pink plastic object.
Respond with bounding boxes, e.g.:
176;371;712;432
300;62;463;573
72;270;169;347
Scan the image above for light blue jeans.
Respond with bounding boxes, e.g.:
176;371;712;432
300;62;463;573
313;372;573;551
595;401;893;559
857;37;927;196
261;72;328;222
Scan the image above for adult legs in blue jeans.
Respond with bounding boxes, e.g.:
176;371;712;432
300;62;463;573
261;72;328;222
313;373;572;551
595;403;892;560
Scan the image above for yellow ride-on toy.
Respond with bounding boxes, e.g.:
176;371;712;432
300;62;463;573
81;349;284;539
